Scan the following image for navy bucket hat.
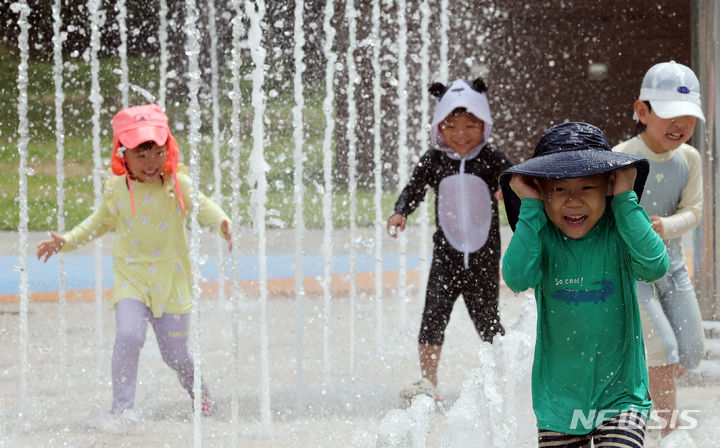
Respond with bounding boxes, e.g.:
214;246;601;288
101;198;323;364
500;122;649;230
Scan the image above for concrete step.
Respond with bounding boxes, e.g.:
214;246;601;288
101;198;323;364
678;359;720;386
705;338;720;360
703;320;720;339
664;323;720;387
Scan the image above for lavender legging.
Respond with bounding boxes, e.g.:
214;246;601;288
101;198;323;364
112;299;206;412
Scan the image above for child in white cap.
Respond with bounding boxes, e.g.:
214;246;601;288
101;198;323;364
37;103;231;424
613;61;706;448
387;78;511;401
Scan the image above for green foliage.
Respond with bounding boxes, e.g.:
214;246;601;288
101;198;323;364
0;55;402;231
0;172;95;230
0;54;508;231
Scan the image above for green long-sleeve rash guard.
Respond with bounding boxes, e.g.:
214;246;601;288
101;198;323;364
502;190;669;435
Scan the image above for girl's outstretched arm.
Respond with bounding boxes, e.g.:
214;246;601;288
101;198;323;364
221;219;232;252
36;231;66;262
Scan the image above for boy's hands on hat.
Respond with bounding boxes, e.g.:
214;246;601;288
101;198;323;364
611;166;637;197
221;219;232;252
36;231;65;263
509;174;541;200
387;213;406;238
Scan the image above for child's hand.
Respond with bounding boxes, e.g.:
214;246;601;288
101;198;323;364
649;215;665;238
509;174;541;200
221;220;232;252
387;213;406;238
611;166;637;196
36;231;65;263
494;189;504;201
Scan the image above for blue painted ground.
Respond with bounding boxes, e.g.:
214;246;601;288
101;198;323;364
1;253;421;295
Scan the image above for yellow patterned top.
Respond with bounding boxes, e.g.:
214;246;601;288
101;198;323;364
61;165;229;317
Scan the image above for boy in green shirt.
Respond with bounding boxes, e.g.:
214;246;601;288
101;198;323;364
500;122;669;447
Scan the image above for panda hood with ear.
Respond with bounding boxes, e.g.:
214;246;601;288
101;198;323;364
430;78;493;160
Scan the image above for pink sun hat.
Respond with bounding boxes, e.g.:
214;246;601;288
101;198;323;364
112;103;170;149
110;104;186;217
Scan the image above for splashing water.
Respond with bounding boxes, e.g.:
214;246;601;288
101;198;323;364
182;0;205;443
376;395;436;448
158;0;169;109
292;0;307;412
206;0;225;306
113;68;157;103
442;300;536;447
416;0;432;304
407;395;436;448
371;0;384;352
396;0;410;330
51;0;68;391
115;0;129;108
9;3;718;448
245;0;271;435
377;295;537;448
439;0;450;83
377;409;414;448
321;0;337;387
345;0;359;375
227;1;246;444
12;0;31;413
87;0;105;377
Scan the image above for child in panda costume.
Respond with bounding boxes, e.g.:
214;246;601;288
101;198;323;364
387;78;511;400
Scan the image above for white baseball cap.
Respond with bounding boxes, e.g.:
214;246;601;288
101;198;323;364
635;61;705;122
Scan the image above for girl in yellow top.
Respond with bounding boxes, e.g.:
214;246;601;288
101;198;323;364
37;103;231;422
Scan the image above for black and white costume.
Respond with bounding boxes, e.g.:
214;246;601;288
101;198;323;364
393;79;511;345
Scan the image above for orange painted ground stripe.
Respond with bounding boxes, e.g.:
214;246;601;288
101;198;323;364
0;270;421;303
2;252;692;304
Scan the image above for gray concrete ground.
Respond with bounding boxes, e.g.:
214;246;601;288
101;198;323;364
1;226;717;447
1;258;539;447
